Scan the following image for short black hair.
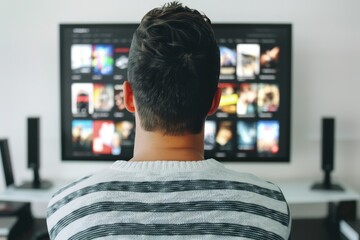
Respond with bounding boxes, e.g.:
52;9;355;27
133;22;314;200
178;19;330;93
128;1;220;135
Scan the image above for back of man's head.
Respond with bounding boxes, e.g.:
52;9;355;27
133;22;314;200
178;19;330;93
128;2;220;135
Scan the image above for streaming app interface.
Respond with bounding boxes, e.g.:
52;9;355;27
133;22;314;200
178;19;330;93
61;24;291;161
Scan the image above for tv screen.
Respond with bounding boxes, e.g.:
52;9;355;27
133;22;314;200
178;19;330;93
60;23;291;162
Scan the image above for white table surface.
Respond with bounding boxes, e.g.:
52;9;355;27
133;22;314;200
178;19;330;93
277;180;360;204
0;179;359;218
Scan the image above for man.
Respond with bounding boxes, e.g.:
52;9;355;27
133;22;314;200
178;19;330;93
47;2;291;239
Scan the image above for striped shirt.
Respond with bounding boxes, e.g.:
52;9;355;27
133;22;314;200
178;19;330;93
47;159;291;240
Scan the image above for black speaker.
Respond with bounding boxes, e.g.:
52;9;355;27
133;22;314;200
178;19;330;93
322;118;335;173
28;117;40;170
17;117;51;189
0;139;15;186
312;117;343;191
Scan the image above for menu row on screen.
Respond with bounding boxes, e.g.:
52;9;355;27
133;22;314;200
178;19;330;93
70;44;281;82
71;82;281;118
71;119;279;157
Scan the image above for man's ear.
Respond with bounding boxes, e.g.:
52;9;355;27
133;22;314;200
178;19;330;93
123;81;136;113
207;87;221;116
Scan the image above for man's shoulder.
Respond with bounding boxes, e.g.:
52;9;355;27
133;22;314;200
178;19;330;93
205;162;285;194
48;167;115;204
47;161;287;208
46;162;291;240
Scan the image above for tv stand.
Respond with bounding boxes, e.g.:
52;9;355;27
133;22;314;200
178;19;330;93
16;167;52;190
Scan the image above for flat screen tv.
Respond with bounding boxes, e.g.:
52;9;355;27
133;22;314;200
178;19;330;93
60;23;291;162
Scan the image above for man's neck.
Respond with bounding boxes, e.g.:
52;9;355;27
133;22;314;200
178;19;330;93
131;127;205;162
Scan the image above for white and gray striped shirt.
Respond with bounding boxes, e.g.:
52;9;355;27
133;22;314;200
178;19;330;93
47;159;291;240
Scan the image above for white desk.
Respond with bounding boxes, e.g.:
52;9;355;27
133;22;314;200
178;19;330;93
0;179;359;218
0;181;70;217
0;180;70;202
277;180;360;204
278;180;360;222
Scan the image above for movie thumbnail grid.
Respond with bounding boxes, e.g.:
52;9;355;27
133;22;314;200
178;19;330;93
71;43;280;82
72;120;135;155
71;83;131;118
219;44;280;81
205;120;280;155
217;83;280;116
71;44;129;81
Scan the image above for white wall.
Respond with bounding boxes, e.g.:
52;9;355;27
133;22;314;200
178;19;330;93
0;0;359;217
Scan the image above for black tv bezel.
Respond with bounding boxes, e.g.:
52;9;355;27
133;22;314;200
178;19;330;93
60;23;292;162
